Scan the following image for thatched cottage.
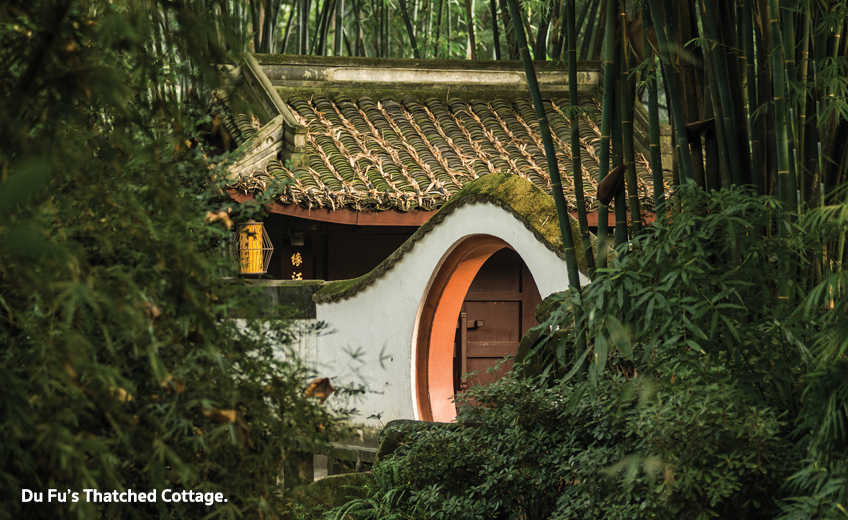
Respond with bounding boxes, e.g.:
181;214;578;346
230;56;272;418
214;53;667;426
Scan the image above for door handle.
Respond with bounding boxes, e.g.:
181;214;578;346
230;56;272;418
456;319;484;330
460;312;468;390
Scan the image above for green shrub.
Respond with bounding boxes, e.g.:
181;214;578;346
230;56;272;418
322;366;789;520
0;2;344;518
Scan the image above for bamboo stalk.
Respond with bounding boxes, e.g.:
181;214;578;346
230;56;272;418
498;0;518;58
310;0;323;54
281;2;297;53
272;0;285;52
534;3;550;60
464;0;477;59
522;9;536;53
703;75;723;191
334;0;344;55
425;0;433;52
250;0;261;51
678;0;705;189
589;0;607;60
505;0;576;259
767;0;795;301
260;0;271;52
578;0;600;60
506;0;587;378
552;0;566;60
643;3;665;215
568;0;595;273
504;4;581;275
612;20;627;247
744;0;763;194
811;2;829;171
841;21;848;58
382;0;389;57
822;17;846;199
767;0;794;212
490;0;501;59
619;0;642;234
702;25;733;189
828;14;843;61
399;0;422;58
313;0;322;54
756;0;777;196
736;0;746;89
647;0;694;185
797;4;812;203
781;0;796;117
446;0;451;58
560;0;591;60
701;0;743;186
597;0;617;267
719;0;752;186
297;0;308;54
318;0;337;55
434;0;444;57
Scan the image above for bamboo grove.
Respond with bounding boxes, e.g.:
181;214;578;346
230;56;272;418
217;0;848;276
219;0;627;60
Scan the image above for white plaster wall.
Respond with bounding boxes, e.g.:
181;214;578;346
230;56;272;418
315;203;590;427
234;318;321;365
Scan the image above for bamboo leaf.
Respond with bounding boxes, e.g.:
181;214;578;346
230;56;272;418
645;298;655;329
685;339;705;353
563;381;588;416
562;347;592;383
719;314;742;344
595;333;609;372
606;316;633;360
683;315;709;340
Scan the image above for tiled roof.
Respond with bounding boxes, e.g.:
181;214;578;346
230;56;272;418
227;94;656;213
221;56;664;214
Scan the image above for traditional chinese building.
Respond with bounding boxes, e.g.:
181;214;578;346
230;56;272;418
214;53;668;426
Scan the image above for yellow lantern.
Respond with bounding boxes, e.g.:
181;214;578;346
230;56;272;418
230;220;274;274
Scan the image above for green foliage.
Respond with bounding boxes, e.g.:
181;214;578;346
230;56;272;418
775;200;848;519
0;1;343;518
551;185;807;412
315;367;789;520
548;185;848;519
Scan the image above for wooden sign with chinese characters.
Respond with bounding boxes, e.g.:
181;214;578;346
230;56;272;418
284;248;313;280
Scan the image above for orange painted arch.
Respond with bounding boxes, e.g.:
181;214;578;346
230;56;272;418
415;234;525;423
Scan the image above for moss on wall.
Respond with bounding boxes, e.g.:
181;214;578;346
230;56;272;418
242;279;326;318
534;290;570;323
314;173;599;303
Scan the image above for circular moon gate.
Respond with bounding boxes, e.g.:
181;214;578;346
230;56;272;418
415;234;541;423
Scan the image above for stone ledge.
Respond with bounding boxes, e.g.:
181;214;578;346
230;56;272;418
243;279;325;318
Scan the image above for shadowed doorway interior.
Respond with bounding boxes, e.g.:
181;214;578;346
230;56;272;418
415;235;542;423
454;248;542;398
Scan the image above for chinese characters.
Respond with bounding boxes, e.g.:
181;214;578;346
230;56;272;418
291;252;303;280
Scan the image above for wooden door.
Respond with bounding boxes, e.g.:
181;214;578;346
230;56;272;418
454;248;542;393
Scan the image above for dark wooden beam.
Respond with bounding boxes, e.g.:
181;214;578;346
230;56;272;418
227;190;432;226
228;189;656;228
